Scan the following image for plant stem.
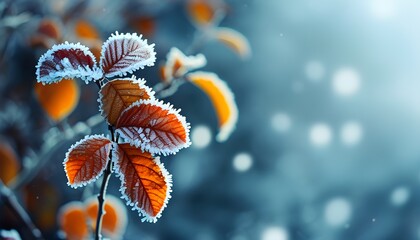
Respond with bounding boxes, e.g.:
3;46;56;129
0;179;44;239
94;125;114;240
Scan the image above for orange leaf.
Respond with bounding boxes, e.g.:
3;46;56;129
187;0;215;26
64;135;112;188
99;77;154;125
74;19;100;40
114;143;172;222
58;202;89;240
34;78;80;122
115;99;191;156
187;71;238;142
0;142;19;185
214;27;251;59
84;195;127;239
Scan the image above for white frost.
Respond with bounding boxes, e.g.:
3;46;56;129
99;31;157;78
36;41;103;84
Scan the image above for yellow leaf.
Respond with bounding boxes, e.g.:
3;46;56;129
214;27;251;59
187;71;238;142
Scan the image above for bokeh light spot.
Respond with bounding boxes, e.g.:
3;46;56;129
309;123;333;147
324;197;352;227
260;226;288;240
370;0;398;20
390;186;410;207
192;125;212;149
233;153;253;172
332;68;361;97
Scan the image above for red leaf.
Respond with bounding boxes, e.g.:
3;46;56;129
36;42;103;84
99;76;154;125
113;143;172;223
100;32;156;78
115;99;191;156
64;135;112;188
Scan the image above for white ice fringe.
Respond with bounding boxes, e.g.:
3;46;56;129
112;147;173;223
99;31;157;78
36;41;102;84
163;47;207;81
97;75;156;125
115;98;191;156
63;134;111;188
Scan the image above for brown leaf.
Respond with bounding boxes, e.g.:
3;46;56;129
99;77;154;125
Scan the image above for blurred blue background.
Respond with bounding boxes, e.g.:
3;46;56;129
2;0;420;239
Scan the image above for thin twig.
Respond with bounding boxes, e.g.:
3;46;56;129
0;179;44;239
94;125;115;240
9;113;104;190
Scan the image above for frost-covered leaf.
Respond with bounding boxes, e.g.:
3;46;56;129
99;76;154;125
100;32;156;78
115;99;191;156
113;143;172;223
34;78;80;122
161;47;206;82
58;202;89;240
187;71;238;142
64;135;112;188
36;42;103;84
84;195;128;239
213;27;251;59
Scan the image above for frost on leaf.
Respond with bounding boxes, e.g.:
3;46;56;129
64;135;112;188
36;42;103;84
161;47;206;83
187;71;238;142
99;76;154;125
100;32;156;78
113;143;172;223
115;99;191;156
214;27;251;59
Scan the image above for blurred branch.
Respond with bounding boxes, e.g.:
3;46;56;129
9;113;104;190
0;179;44;239
154;78;186;99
